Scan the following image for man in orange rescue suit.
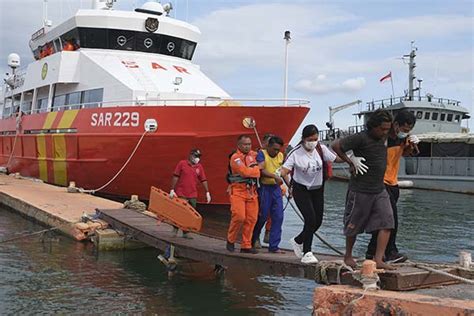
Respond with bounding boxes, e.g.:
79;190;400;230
226;135;260;254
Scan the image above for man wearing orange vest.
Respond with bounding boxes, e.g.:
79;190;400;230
226;135;260;253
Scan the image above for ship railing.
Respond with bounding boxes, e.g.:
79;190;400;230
22;98;310;115
366;96;461;111
405;156;474;177
319;124;365;141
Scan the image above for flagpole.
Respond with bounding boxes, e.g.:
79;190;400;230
390;71;395;98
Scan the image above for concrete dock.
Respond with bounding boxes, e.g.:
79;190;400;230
0;173;121;240
313;284;474;315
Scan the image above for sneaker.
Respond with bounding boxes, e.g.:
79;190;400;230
226;241;235;252
240;247;258;254
301;252;319;264
290;237;304;259
253;239;262;249
263;230;270;244
386;252;408;264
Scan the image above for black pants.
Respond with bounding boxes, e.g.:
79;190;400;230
292;182;324;253
367;184;400;256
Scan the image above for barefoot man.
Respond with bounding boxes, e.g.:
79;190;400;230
331;109;395;270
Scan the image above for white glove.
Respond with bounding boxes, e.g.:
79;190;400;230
408;135;419;144
349;156;369;175
274;167;282;178
346;151;369;175
169;189;176;199
206;192;211;203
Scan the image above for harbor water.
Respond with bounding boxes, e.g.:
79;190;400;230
1;180;473;315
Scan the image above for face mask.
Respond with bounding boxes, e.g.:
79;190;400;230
192;157;200;164
304;141;318;150
397;132;408;139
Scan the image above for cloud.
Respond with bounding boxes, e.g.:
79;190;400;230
294;75;366;95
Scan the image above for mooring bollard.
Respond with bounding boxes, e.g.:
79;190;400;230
460;251;472;268
67;181;80;193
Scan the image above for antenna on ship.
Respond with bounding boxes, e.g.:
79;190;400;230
283;30;291;107
92;0;116;10
403;40;418;100
43;0;53;27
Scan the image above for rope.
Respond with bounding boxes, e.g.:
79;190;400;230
0;226;60;244
79;130;148;194
406;260;474;285
288;199;344;256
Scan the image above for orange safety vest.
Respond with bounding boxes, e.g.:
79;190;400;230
228;149;260;198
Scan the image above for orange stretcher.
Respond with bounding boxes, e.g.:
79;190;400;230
148;186;202;232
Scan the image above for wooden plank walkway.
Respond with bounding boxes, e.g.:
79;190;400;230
98;208;468;291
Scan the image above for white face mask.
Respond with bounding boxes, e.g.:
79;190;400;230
304;141;318;151
192;157;200;164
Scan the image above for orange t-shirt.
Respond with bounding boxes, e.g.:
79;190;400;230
384;137;407;186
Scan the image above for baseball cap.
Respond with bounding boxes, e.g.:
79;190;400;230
190;148;202;157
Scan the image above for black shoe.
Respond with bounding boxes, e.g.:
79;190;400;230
385;252;408;263
226;241;235;252
240;247;258;254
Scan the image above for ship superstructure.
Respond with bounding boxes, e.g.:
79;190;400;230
0;1;309;204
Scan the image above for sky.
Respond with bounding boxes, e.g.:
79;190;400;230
0;0;473;140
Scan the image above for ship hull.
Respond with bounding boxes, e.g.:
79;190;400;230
0;105;309;205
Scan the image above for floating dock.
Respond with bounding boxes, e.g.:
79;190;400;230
97;208;472;291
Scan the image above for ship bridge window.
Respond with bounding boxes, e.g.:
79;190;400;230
61;28;80;51
432;112;438;120
455;115;461;122
424;112;430;120
53;94;67;111
135;32;160;53
109;30;135;51
76;27;196;61
78;28;108;49
440;113;446;121
67;92;82;109
22;100;32;114
447;113;453;122
82;88;103;108
36;98;49;113
2;98;12;118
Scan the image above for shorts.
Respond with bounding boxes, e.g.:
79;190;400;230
343;189;394;236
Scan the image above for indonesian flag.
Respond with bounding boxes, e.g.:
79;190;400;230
379;72;392;83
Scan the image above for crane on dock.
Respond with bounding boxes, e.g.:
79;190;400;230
325;100;362;140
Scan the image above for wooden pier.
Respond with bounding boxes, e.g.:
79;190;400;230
98;208;470;291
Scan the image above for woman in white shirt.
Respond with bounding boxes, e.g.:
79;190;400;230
281;124;338;264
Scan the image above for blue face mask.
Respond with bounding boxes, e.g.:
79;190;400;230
397;131;408;139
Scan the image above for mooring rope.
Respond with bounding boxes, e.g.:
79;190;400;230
0;226;60;244
78;130;149;194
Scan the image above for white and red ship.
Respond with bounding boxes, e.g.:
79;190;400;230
0;1;309;205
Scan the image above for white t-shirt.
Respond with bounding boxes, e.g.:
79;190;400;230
283;144;337;188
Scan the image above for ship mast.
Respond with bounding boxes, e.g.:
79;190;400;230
404;41;417;100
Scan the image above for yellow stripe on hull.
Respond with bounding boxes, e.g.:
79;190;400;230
52;134;67;186
43;112;58;129
36;134;48;182
57;110;79;129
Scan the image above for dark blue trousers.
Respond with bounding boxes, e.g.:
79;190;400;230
252;184;284;251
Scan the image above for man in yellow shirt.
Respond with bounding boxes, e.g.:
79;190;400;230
251;136;287;253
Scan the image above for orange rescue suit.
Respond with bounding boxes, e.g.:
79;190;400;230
227;149;260;249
